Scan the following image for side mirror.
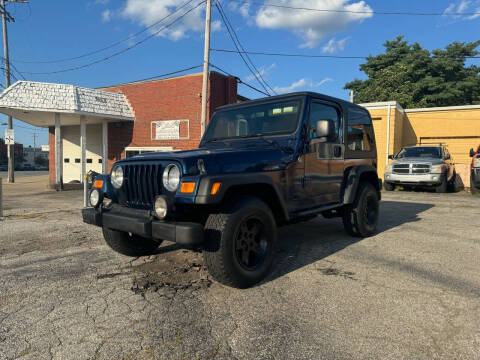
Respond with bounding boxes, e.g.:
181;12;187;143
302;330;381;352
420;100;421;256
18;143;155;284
315;119;335;139
470;148;475;157
388;155;394;160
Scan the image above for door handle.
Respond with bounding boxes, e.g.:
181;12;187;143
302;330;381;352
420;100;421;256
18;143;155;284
333;145;342;158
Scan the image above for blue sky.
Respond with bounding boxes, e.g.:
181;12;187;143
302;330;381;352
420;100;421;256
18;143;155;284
0;0;478;147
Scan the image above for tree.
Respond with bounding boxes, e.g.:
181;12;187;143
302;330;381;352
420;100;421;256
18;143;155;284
345;36;480;108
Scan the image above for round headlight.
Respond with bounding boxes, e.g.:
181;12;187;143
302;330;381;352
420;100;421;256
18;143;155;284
89;188;103;208
163;164;180;192
154;196;168;219
111;165;124;189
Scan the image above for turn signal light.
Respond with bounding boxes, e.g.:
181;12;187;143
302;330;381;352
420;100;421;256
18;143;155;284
93;179;104;188
180;182;196;193
210;182;221;195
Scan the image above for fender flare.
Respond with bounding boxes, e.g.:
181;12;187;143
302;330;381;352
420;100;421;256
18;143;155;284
342;165;380;204
195;172;290;221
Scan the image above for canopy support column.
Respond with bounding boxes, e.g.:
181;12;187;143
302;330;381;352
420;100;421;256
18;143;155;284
102;121;108;174
80;115;87;207
54;113;62;187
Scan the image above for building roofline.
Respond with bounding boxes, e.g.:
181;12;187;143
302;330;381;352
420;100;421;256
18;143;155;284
405;104;480;113
359;101;404;112
99;70;232;89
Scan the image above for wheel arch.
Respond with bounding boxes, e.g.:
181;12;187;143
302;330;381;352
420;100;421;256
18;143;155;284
342;165;381;204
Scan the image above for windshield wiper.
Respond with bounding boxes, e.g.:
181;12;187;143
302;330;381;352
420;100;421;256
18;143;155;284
240;134;294;154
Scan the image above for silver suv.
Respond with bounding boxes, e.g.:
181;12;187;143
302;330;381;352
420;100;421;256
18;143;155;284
384;145;455;193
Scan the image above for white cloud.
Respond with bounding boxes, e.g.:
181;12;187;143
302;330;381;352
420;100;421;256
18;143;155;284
443;0;480;20
274;77;332;93
121;0;221;41
95;0;110;4
322;37;349;53
245;63;276;82
102;9;112;22
242;0;372;48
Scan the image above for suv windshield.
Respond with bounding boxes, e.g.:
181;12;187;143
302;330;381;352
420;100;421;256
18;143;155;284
396;147;442;159
203;99;302;142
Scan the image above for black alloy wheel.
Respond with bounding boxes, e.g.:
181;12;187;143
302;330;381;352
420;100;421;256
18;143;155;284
234;217;269;271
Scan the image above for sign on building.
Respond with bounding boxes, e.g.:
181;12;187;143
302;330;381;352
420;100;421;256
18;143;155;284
4;129;14;145
151;120;189;140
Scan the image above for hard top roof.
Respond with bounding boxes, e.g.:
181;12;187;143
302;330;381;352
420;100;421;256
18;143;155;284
215;91;366;112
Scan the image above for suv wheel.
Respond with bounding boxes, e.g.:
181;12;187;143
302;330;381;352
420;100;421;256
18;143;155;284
471;174;479;194
203;197;277;288
384;182;395;191
102;228;162;257
342;182;379;238
435;175;448;193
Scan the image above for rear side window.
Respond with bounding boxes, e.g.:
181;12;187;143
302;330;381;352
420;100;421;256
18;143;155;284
346;107;375;152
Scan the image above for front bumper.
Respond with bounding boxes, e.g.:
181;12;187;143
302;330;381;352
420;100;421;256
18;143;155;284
472;168;480;187
82;205;203;245
384;172;443;185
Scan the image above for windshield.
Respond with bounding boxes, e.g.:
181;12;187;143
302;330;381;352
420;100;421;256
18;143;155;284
396;147;442;159
203;99;302;142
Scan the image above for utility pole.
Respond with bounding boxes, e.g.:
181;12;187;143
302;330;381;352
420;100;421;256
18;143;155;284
1;0;12;182
1;0;28;183
32;132;37;167
200;0;211;137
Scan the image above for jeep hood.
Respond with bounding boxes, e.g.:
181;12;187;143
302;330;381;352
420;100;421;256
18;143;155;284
117;147;294;175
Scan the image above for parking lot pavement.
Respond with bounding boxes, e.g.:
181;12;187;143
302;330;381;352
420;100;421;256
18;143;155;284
0;183;479;359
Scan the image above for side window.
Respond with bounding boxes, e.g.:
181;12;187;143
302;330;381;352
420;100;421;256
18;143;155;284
308;102;341;142
346;107;375;152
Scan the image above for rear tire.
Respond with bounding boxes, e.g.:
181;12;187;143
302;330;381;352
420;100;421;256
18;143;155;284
102;228;161;257
384;182;395;191
203;197;277;288
472;174;479;195
435;175;448;193
342;182;379;238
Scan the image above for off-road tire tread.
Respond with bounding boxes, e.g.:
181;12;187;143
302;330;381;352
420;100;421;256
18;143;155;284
342;182;378;238
102;228;161;257
203;213;234;286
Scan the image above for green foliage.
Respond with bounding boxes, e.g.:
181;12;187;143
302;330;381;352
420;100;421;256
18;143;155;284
345;36;480;108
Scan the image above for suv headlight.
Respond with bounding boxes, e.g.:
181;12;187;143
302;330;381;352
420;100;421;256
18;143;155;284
386;164;392;172
111;165;124;189
474;158;480;168
163;164;180;192
431;164;444;174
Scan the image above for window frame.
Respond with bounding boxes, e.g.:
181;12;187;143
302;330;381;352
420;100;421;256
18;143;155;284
307;99;343;144
344;105;377;160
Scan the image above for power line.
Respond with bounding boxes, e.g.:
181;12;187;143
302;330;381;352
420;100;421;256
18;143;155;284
20;0;206;75
102;64;203;87
12;0;198;64
214;0;276;95
230;0;480;16
211;48;480;60
210;63;270;96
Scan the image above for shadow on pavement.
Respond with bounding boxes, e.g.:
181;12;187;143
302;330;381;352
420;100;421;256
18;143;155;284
264;200;434;284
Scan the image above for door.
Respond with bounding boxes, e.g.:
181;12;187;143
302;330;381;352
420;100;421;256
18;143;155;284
304;101;344;207
62;124;103;183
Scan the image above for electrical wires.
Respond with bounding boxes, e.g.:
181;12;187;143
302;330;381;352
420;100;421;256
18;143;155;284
214;0;276;95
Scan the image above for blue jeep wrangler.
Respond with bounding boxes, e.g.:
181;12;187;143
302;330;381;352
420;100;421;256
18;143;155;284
83;92;381;288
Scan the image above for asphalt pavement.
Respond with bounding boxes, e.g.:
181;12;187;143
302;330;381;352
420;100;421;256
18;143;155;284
0;179;479;360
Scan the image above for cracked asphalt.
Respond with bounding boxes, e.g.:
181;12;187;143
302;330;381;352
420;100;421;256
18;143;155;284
0;175;479;359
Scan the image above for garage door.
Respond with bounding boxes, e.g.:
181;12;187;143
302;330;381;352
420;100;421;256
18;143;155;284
62;124;103;183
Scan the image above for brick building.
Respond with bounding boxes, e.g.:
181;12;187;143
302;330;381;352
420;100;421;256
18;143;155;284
0;71;239;186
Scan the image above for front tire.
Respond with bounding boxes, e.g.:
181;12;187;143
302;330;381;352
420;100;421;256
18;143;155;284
342;182;379;238
102;228;161;257
203;197;277;288
384;182;395;191
435;175;448;193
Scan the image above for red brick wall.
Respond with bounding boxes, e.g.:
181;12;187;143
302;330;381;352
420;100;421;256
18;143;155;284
102;71;238;172
48;72;238;184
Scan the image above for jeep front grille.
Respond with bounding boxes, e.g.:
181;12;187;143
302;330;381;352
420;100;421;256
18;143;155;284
123;164;163;208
